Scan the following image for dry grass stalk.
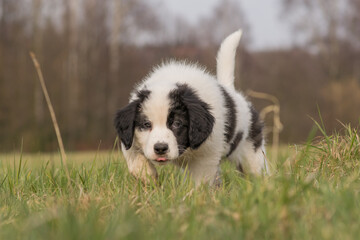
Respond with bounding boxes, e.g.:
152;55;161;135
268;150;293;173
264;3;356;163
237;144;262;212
29;52;70;180
247;90;283;162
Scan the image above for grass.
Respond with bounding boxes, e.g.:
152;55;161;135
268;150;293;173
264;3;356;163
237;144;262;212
0;125;359;240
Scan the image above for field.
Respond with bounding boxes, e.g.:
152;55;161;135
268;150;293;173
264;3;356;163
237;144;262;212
0;125;359;240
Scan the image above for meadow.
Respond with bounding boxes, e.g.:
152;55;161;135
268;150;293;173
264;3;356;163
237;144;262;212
0;124;359;240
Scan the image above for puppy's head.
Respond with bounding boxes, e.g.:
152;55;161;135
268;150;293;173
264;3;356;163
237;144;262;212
114;84;214;165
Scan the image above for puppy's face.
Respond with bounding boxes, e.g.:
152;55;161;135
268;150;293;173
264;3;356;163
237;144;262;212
133;97;189;164
115;84;214;165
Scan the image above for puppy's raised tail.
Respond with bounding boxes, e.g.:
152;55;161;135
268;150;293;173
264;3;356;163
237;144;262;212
216;30;242;89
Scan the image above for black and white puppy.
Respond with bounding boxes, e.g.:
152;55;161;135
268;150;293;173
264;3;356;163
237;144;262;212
114;30;269;186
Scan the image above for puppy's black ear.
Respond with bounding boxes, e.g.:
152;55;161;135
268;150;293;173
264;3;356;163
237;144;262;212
173;84;215;149
185;98;215;149
114;101;139;150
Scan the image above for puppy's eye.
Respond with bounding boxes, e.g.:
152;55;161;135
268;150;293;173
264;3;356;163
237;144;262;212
140;121;152;130
172;120;182;129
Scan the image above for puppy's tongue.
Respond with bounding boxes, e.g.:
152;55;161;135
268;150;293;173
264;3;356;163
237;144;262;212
156;157;167;162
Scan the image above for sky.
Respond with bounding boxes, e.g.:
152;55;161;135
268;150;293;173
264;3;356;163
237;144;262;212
148;0;293;50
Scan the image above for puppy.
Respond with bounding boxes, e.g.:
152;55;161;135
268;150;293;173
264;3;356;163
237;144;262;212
114;30;269;186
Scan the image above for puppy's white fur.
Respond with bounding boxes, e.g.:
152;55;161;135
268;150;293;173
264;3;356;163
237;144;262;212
116;30;269;186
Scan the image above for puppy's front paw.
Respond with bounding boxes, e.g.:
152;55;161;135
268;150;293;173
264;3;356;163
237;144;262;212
128;157;158;183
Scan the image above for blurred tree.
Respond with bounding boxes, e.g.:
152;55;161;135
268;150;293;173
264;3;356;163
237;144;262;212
283;0;345;80
281;0;360;81
198;0;250;46
0;0;4;140
64;0;81;144
281;0;360;133
32;0;44;126
345;0;360;48
107;0;161;132
77;0;108;143
108;0;123;130
196;0;250;88
344;0;360;79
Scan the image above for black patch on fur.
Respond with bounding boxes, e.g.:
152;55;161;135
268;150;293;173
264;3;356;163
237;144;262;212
134;112;150;130
220;86;236;143
236;163;244;174
114;89;150;150
169;84;215;150
248;106;263;150
166;106;189;154
226;131;243;157
135;89;151;102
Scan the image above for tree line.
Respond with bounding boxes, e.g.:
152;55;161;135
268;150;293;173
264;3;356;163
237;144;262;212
0;0;359;151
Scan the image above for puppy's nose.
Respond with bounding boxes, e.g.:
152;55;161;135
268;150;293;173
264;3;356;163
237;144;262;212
154;142;169;155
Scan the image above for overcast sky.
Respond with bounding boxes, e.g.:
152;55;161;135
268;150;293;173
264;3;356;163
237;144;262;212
148;0;293;50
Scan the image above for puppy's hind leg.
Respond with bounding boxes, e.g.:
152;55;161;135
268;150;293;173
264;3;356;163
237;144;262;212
230;140;270;176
